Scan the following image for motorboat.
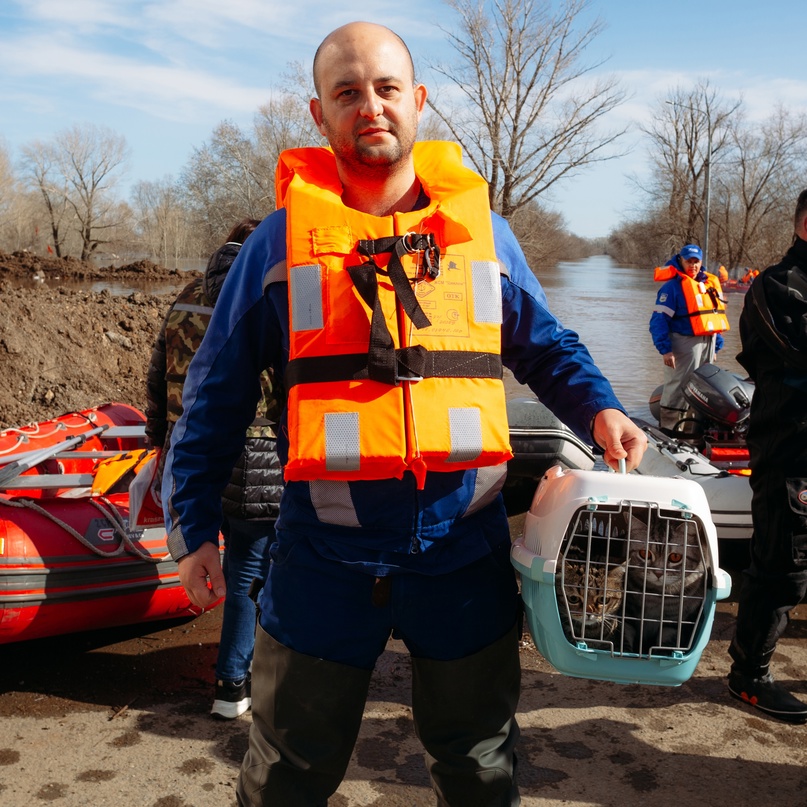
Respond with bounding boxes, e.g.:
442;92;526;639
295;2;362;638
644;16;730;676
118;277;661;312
634;363;754;541
0;403;207;644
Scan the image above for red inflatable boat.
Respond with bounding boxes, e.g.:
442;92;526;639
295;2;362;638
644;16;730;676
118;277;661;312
0;403;206;644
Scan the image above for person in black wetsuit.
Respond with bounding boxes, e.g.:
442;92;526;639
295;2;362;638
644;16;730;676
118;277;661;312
728;188;807;724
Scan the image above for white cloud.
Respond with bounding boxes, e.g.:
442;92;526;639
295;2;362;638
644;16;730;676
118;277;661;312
0;33;267;122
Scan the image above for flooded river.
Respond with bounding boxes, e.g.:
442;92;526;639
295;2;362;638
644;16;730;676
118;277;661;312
505;254;746;421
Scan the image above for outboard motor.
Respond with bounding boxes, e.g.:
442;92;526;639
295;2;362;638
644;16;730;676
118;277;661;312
683;363;753;428
648;363;754;446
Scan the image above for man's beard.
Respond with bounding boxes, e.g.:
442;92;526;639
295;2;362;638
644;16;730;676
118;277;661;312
322;116;418;174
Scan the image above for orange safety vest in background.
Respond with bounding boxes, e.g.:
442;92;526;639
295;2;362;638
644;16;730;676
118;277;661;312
679;271;730;335
275;142;512;489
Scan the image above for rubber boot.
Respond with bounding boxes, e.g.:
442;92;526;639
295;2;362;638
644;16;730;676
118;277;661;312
411;625;521;807
237;627;372;806
728;579;807;725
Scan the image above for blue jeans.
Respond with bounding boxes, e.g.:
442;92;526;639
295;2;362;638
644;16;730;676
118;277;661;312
216;517;275;682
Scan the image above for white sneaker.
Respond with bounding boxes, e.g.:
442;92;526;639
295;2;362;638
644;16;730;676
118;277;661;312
210;676;251;719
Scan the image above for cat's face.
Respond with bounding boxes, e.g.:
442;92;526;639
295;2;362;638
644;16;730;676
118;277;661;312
557;557;626;637
627;513;704;593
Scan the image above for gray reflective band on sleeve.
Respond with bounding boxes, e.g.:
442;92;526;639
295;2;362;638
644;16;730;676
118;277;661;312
472;260;502;324
172;303;214;315
447;408;483;463
263;259;288;291
463;463;508;517
325;412;361;472
290;264;324;332
309;480;361;527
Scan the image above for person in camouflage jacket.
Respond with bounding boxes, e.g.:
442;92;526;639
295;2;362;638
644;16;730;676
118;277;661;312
145;218;283;719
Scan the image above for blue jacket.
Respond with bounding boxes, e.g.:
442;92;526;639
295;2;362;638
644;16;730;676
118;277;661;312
649;261;725;355
163;209;626;576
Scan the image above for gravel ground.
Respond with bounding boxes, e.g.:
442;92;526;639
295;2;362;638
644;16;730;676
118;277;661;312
1;533;807;807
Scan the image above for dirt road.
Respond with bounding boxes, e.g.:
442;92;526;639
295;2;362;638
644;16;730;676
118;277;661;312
1;535;806;807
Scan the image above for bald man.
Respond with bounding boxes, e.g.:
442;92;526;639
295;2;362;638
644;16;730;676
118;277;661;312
163;21;646;806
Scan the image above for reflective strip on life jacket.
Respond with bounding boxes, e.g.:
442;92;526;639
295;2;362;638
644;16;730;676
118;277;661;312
276;141;512;488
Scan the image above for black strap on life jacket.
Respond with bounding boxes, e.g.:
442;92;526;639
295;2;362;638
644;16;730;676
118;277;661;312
284;347;502;388
347;233;438;386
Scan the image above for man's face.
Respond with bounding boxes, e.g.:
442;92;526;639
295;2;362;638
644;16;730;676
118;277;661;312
681;257;702;277
310;29;427;174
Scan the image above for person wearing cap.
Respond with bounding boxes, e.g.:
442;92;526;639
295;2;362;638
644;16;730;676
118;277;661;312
649;243;730;435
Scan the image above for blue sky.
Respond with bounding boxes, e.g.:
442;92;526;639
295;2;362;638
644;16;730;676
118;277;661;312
1;0;804;239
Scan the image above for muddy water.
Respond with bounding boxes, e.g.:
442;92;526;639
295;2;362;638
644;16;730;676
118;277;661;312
504;255;746;420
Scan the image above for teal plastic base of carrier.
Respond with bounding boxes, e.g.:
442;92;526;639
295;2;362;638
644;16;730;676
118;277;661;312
513;555;723;686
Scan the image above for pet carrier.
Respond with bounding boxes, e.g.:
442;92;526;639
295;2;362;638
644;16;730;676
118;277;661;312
511;465;732;685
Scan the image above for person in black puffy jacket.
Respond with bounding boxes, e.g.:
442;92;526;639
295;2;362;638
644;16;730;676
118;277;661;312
145;218;283;719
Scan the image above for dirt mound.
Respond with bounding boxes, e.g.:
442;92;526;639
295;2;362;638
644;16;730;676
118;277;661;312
0;281;180;429
0;249;199;282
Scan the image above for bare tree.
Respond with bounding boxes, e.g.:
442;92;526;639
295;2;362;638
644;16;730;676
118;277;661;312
254;93;321;175
19;139;72;257
0;139;15;218
633;84;807;272
427;0;627;220
20;124;130;260
640;81;740;257
0;139;28;252
181;120;273;252
181;84;318;252
717;105;807;269
58;124;130;260
131;176;196;264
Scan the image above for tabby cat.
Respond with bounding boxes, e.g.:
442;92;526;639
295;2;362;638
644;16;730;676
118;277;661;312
556;545;627;649
622;512;706;654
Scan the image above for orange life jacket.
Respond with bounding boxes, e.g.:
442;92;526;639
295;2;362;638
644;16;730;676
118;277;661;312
276;142;512;489
678;271;730;335
653;265;677;281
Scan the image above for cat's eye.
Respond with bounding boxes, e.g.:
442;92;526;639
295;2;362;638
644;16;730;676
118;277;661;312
668;552;683;563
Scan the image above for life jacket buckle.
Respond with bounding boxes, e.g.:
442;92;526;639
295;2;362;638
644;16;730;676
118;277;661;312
402;231;441;281
396;373;423;384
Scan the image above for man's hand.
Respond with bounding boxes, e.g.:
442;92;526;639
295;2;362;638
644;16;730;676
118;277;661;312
662;352;675;368
592;409;648;472
177;541;225;609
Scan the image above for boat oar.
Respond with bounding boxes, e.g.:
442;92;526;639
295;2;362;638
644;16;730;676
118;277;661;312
0;424;109;487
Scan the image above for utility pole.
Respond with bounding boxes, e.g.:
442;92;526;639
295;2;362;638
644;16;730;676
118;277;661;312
666;100;713;268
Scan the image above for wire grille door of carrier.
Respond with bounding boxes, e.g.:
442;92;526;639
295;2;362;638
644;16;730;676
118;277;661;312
555;503;708;658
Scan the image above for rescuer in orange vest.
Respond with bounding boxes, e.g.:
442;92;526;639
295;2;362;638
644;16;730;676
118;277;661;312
650;243;729;434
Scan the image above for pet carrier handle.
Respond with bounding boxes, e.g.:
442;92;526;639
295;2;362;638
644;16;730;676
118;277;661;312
714;568;733;600
618;458;626;474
